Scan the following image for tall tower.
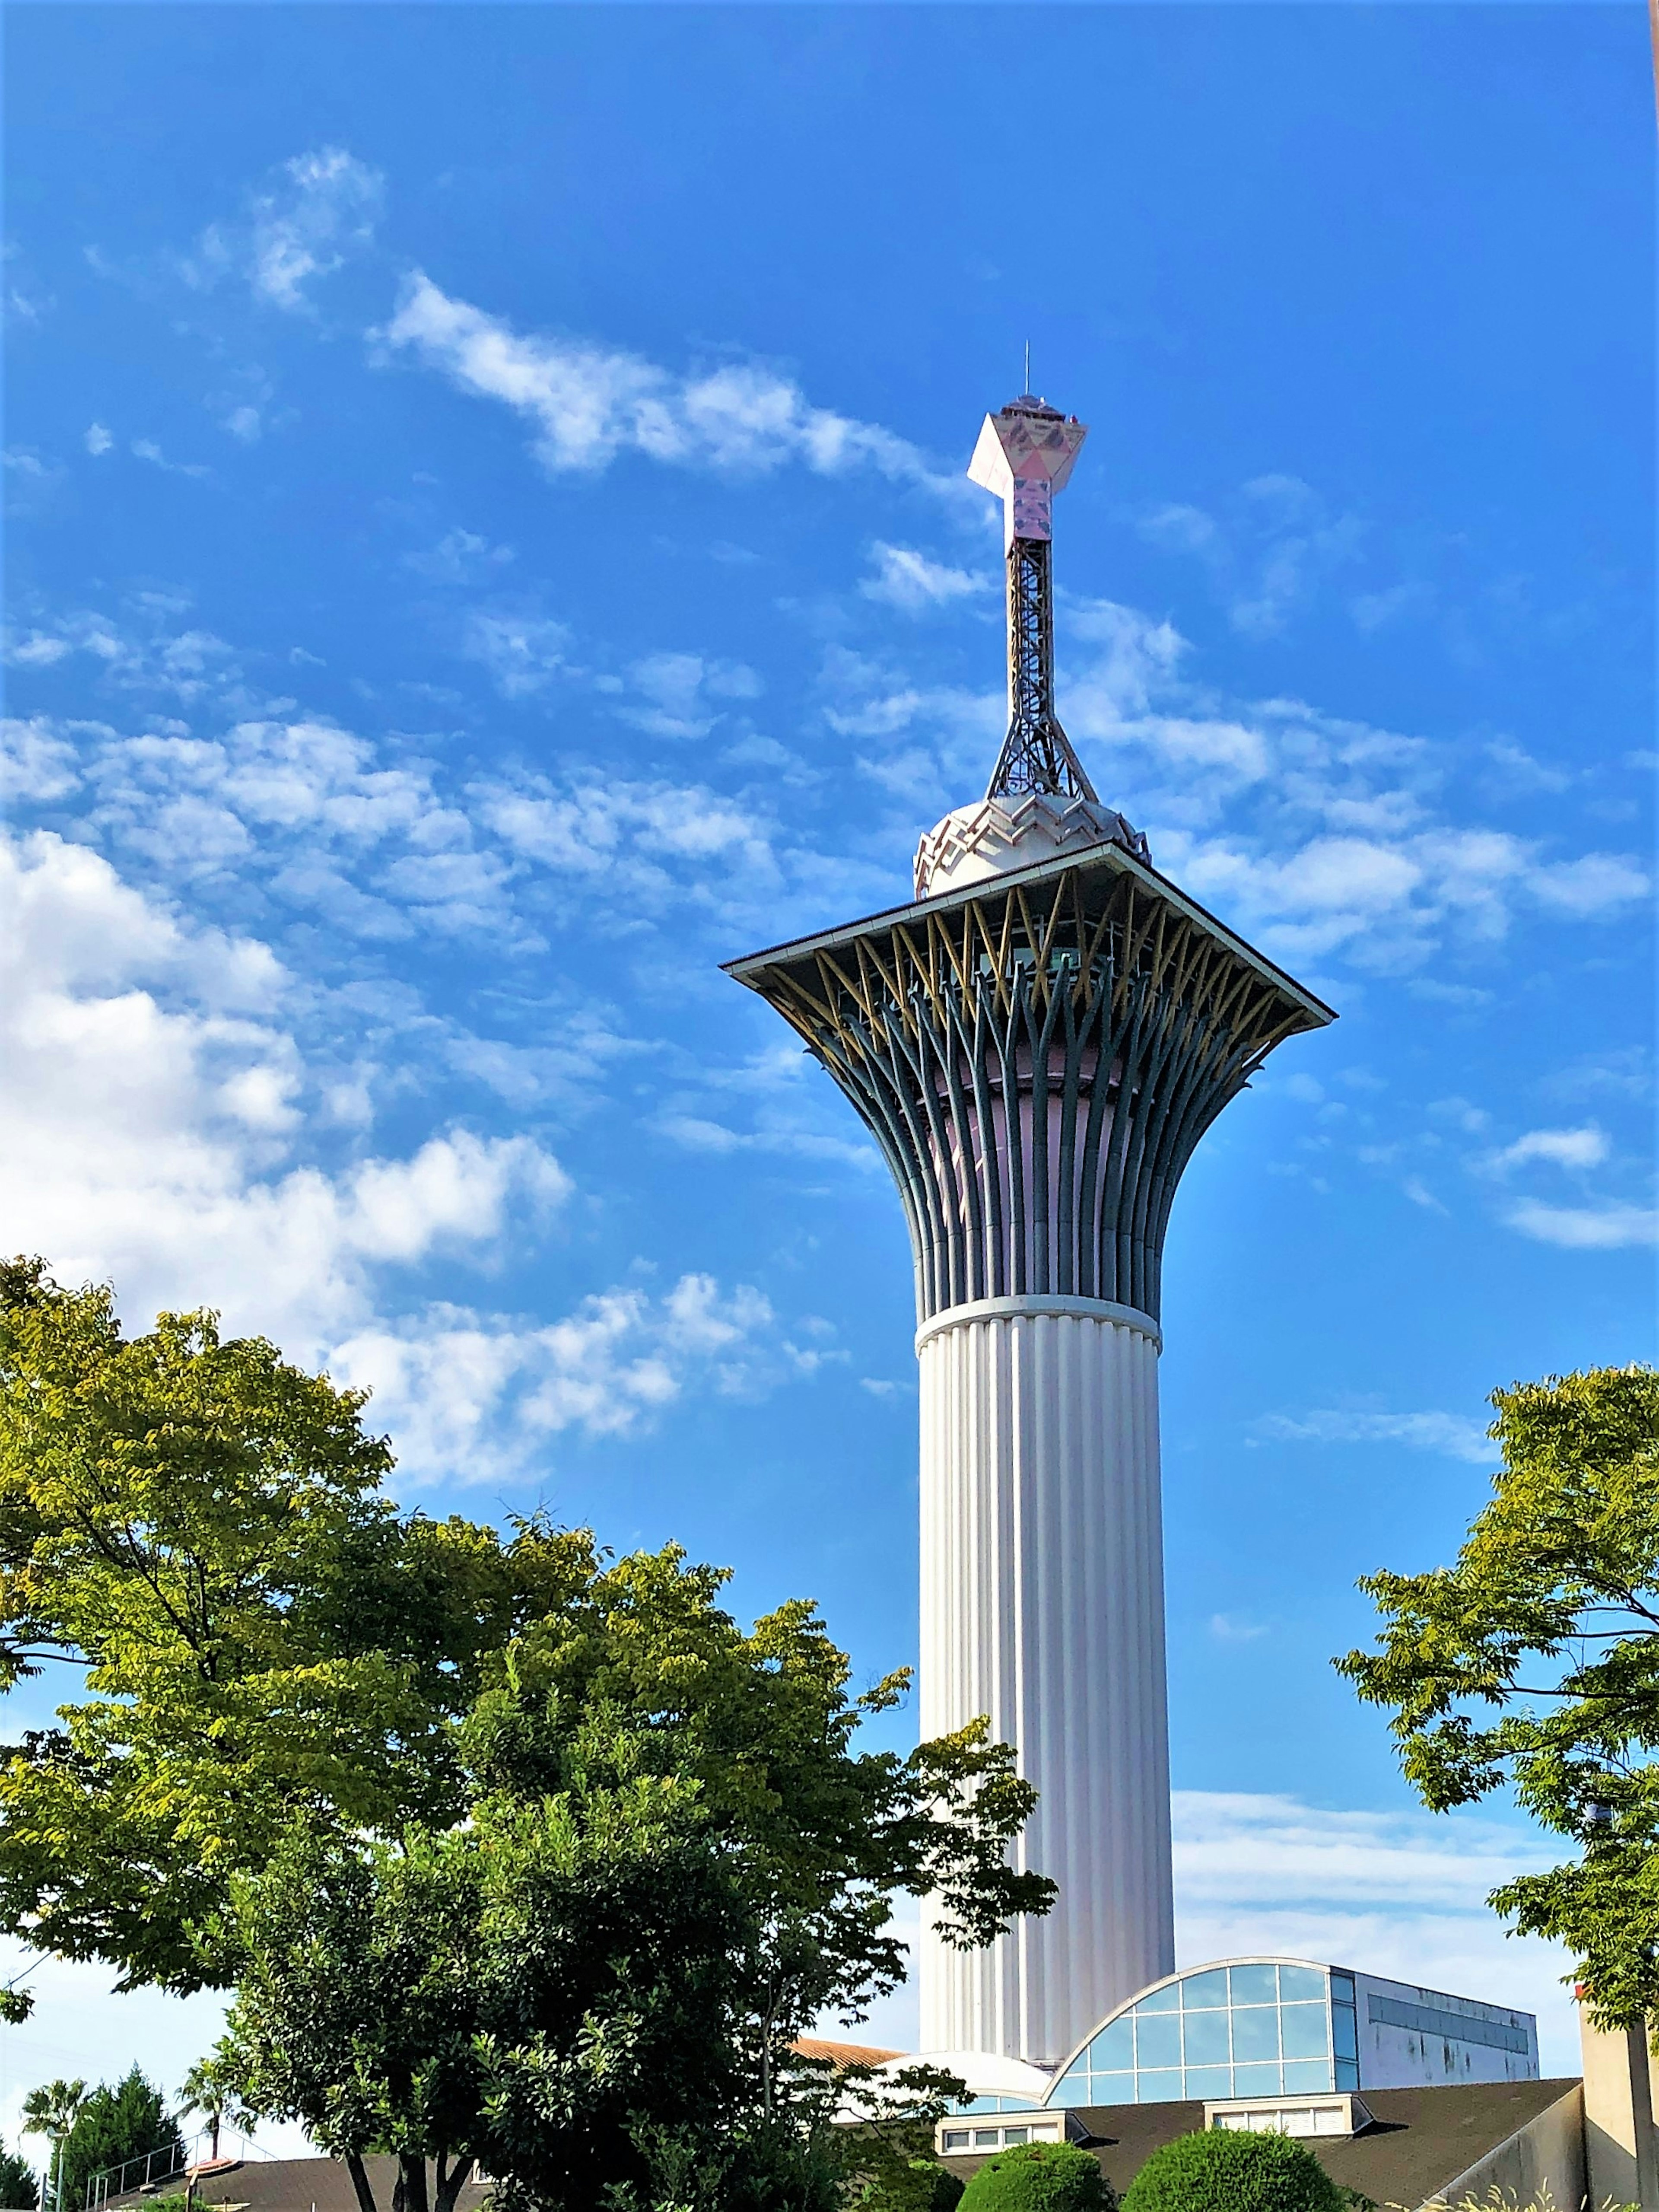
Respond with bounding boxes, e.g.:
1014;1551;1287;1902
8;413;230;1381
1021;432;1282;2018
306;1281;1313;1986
726;394;1334;2069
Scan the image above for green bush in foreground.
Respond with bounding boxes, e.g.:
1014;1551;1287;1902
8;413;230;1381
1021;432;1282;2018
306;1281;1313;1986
1121;2129;1345;2212
959;2141;1116;2211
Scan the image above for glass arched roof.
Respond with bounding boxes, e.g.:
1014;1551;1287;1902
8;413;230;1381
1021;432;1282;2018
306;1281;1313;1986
1043;1957;1360;2108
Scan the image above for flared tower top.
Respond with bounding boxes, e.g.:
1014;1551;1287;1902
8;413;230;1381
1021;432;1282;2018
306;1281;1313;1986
915;393;1151;899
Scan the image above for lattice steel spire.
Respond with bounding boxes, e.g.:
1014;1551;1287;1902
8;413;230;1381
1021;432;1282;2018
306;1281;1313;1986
968;395;1097;803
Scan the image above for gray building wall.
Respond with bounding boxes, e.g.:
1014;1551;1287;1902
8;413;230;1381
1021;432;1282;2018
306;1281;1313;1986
1353;1970;1539;2091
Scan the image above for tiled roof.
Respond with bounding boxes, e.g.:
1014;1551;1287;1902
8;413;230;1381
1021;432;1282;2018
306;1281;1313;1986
942;2078;1583;2208
790;2037;905;2070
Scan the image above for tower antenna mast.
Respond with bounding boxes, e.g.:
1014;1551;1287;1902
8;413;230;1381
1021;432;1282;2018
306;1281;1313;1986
968;391;1097;802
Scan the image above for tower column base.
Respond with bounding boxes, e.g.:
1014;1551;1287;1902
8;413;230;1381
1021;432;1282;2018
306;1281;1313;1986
916;1297;1175;2068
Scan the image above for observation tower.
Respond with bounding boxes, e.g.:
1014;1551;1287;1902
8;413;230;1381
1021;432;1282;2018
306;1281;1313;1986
726;395;1334;2069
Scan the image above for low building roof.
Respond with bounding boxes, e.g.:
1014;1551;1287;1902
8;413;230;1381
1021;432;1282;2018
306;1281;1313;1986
121;2157;490;2212
941;2078;1582;2209
791;2036;905;2070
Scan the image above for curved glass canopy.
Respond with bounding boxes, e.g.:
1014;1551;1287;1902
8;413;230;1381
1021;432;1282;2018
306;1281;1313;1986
1044;1959;1361;2108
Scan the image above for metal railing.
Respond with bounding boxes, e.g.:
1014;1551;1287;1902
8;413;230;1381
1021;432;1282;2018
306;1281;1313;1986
83;2138;189;2212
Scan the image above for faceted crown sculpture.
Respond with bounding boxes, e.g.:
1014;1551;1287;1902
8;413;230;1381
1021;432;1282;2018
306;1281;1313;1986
967;398;1088;548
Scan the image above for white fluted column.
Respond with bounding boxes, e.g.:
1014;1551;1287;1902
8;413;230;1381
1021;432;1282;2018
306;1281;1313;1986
915;1294;1175;2069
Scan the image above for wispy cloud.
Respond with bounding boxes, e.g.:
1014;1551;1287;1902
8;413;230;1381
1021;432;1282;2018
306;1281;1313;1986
1171;1793;1576;2070
860;542;988;613
859;1791;1578;2072
1504;1200;1658;1250
1488;1125;1609;1173
187;146;384;313
655;1113;878;1171
1255;1407;1492;1464
1141;474;1363;639
330;1270;826;1483
381;270;947;486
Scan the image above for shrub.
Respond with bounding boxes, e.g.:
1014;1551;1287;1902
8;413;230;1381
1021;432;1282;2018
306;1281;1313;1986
1121;2129;1344;2212
959;2141;1116;2211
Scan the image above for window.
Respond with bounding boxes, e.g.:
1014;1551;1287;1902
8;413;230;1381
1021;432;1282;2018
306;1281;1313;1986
1046;1961;1344;2108
938;2120;1064;2156
1207;2094;1369;2140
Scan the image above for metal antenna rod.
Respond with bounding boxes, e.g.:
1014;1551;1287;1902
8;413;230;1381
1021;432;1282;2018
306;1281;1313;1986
1024;338;1031;394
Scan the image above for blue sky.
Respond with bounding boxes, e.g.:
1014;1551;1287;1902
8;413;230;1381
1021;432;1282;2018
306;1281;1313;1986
2;0;1654;2110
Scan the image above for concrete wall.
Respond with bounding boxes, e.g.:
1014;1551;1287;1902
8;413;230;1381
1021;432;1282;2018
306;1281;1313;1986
1580;2003;1659;2210
1420;2083;1586;2210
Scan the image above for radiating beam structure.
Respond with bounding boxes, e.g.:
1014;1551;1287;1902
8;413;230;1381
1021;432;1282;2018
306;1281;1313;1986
724;398;1335;2071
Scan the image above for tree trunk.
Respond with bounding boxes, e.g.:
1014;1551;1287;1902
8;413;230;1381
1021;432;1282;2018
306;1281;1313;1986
343;2152;380;2212
397;2155;430;2212
434;2155;475;2212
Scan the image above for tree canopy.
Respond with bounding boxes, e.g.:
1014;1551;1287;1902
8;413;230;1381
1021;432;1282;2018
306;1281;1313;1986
0;1262;1052;2212
0;1264;616;1990
1339;1363;1659;2030
195;1542;1047;2212
54;2072;178;2212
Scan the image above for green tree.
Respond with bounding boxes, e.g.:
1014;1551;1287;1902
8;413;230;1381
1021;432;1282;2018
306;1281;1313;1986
20;2082;84;2212
1120;2129;1343;2212
197;1529;1046;2212
1338;1365;1659;2029
1;1269;1051;2209
958;2142;1115;2211
0;2141;40;2211
56;2072;179;2212
460;1542;1051;2059
0;1265;596;1995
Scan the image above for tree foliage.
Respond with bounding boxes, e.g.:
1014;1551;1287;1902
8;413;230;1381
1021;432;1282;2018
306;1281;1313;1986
194;1531;1044;2212
55;2072;178;2212
0;1265;609;1992
1338;1365;1659;2028
0;1258;1049;2212
0;2143;39;2211
958;2142;1115;2211
1120;2129;1345;2212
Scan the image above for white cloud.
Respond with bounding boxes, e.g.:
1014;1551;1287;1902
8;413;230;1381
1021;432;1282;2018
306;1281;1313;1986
1256;1407;1492;1464
190;146;383;313
381;270;944;486
854;1792;1579;2075
619;650;763;740
0;830;566;1364
461;607;571;698
1171;1792;1577;2073
331;1272;823;1482
84;421;113;455
861;542;988;613
1530;852;1653;914
477;770;783;907
1504;1200;1659;1250
405;526;515;584
655;1113;878;1171
130;436;209;479
0;1943;312;2171
1489;1125;1610;1173
0;714;80;801
1209;1613;1271;1643
1138;478;1362;639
